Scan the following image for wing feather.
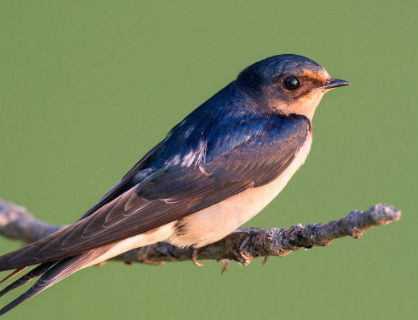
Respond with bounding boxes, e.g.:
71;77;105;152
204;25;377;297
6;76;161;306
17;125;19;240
0;114;310;271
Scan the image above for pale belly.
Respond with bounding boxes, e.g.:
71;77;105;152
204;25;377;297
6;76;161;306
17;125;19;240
83;222;176;268
169;133;312;248
85;134;312;266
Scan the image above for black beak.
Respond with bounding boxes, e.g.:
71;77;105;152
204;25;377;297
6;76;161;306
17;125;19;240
321;78;351;90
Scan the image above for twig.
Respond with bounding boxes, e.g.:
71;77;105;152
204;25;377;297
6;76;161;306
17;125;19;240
0;199;401;267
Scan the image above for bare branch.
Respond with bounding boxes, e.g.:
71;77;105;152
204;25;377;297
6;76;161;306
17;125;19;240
0;199;401;266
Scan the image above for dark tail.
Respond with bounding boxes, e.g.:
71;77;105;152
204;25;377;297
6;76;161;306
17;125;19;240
0;247;107;316
0;262;55;300
0;257;81;316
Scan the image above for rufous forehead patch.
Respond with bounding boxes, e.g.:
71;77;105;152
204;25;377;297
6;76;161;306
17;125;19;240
302;68;330;83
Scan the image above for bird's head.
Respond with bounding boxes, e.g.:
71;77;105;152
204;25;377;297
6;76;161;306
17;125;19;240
236;54;350;120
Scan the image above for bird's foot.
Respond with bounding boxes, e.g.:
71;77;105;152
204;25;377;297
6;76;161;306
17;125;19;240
239;236;253;266
192;249;204;267
259;255;269;267
220;259;230;274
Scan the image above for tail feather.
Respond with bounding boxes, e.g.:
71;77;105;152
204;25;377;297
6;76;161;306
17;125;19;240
0;256;84;316
0;267;28;285
0;263;54;299
0;247;109;316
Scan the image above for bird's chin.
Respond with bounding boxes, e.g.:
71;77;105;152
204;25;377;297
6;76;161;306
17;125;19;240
277;90;326;121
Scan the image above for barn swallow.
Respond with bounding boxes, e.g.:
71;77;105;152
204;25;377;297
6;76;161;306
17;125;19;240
0;54;349;315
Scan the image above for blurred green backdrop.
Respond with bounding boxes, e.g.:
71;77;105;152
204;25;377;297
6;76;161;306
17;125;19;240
0;1;416;319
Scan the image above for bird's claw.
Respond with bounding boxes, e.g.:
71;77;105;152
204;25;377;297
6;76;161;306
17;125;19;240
259;255;269;267
221;259;230;274
192;249;204;267
239;236;252;266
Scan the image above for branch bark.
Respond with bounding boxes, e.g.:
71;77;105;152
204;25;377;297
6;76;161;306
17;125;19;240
0;199;401;268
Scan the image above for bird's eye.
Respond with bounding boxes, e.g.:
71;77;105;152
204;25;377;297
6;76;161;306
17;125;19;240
283;77;300;90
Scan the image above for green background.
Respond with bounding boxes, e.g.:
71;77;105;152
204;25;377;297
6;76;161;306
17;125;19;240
0;1;416;319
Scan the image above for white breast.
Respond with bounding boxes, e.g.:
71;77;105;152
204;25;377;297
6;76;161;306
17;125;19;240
169;133;313;248
83;133;312;267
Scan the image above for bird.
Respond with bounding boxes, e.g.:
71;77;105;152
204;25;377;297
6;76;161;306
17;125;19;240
0;54;349;315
